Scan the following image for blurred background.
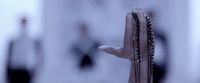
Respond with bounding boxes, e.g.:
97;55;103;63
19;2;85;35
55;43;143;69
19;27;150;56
0;0;200;83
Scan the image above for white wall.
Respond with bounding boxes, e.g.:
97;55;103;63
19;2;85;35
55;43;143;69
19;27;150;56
188;0;200;82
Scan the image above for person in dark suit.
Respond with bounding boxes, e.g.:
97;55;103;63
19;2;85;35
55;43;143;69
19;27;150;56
147;10;169;83
71;23;101;69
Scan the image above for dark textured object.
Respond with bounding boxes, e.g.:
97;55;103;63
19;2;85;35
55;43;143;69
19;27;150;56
98;8;155;83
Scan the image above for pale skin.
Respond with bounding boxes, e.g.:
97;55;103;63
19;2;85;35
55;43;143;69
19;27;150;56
98;9;141;61
98;9;152;83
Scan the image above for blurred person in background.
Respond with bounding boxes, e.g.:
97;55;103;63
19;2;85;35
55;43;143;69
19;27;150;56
6;17;44;83
147;11;169;83
71;22;101;70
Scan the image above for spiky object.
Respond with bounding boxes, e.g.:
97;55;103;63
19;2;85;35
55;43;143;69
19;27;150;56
129;9;154;83
98;8;155;83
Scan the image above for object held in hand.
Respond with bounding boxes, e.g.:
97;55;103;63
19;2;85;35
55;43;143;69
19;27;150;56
98;8;155;83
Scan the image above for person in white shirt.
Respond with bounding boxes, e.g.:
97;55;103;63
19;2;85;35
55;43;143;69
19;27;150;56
6;17;43;83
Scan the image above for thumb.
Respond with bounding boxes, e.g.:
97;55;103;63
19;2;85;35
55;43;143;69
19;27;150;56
98;45;128;58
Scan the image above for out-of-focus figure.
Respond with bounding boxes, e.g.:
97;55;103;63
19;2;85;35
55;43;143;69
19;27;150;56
71;23;101;70
6;17;43;83
147;11;169;83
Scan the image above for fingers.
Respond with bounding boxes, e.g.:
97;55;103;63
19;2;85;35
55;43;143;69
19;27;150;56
98;46;122;56
98;12;137;59
133;8;146;27
133;9;148;54
98;46;129;58
123;12;135;50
